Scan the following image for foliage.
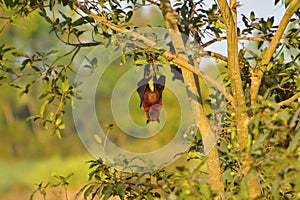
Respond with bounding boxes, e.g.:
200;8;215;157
0;0;299;199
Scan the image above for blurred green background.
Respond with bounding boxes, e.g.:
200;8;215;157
0;10;94;199
0;5;173;199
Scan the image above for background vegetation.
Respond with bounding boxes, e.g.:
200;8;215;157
0;0;299;199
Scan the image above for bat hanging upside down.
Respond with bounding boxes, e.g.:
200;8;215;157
137;75;166;123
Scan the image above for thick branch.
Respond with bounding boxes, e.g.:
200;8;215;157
250;0;300;105
217;0;261;198
160;0;224;194
163;52;234;105
217;0;248;148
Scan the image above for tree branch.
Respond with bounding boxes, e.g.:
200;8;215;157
146;0;160;6
250;0;300;106
206;51;228;62
163;51;235;106
216;0;261;197
54;32;103;47
160;0;224;195
278;92;300;107
0;16;11;19
202;36;286;48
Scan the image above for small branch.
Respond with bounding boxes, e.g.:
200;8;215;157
207;50;252;74
189;1;204;20
202;37;226;48
278;92;300;107
0;16;11;19
54;32;103;47
50;46;78;67
146;0;160;6
206;51;228;62
202;36;290;48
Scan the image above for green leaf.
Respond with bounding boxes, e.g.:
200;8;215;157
278;53;284;64
274;0;280;5
246;134;252;152
102;185;113;200
11;51;29;58
58;123;65;130
215;21;225;29
83;185;95;198
284;0;291;8
45;49;58;56
9;83;22;89
20;59;31;71
287;128;300;153
146;193;154;200
40;99;49;116
72;17;85;26
55;117;62;126
267;61;274;71
31;65;40;72
267;16;274;29
250;11;255;21
62;79;69;92
49;111;55;121
94;134;103;144
0;75;6;81
54;129;62;139
39;11;53;24
39;91;50;99
257;40;264;49
125;11;133;22
134;59;147;66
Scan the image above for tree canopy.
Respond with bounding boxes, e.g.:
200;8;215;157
0;0;299;199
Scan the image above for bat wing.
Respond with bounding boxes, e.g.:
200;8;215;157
137;78;150;107
154;75;166;94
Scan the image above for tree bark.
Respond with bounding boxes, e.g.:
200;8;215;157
216;0;261;198
160;0;224;195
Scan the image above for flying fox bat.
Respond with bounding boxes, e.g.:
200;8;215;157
137;75;165;123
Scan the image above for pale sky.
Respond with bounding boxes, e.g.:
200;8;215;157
238;0;286;23
205;0;287;55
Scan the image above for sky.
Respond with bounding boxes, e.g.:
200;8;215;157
204;0;287;56
238;0;286;27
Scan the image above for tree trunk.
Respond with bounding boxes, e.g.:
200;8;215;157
216;0;261;198
160;0;224;195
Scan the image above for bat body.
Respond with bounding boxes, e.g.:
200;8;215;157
137;75;165;123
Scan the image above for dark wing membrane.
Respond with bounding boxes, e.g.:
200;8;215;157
137;78;149;107
154;75;166;93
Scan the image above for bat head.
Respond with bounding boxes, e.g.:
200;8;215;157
146;104;162;123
